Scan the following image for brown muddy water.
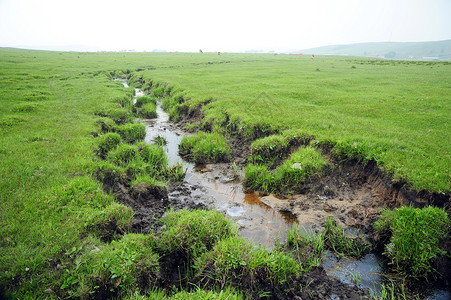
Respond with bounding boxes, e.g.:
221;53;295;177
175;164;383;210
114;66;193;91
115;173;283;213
142;99;294;249
118;81;449;299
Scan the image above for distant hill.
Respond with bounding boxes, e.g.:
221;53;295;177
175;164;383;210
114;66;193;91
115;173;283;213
299;40;451;60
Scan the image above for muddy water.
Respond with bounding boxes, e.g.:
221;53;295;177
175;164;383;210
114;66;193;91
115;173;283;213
141;100;293;248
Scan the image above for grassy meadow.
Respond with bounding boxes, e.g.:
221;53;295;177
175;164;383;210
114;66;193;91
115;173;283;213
0;48;450;298
137;55;450;193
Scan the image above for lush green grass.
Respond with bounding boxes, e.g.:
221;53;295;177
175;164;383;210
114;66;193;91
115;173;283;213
284;224;325;270
157;209;237;259
116;123;147;144
134;96;158;119
323;218;371;258
0;51;137;297
135;55;451;193
193;236;301;294
94;132;122;158
249;129;313;167
245;146;329;193
61;233;159;298
374;206;450;278
179;131;230;164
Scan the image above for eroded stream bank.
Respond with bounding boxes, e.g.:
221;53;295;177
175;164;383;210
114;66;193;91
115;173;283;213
113;79;449;299
143;99;294;248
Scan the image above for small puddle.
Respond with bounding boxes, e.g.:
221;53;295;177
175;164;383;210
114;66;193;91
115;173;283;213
323;252;383;294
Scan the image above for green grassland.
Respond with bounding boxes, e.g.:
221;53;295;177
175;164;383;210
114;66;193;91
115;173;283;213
0;48;450;298
137;55;450;193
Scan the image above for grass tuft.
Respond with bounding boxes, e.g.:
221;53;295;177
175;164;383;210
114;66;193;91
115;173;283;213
116;123;146;144
134;96;158;118
85;202;134;242
158;209;237;259
245;146;329;193
323;218;370;258
374;206;449;278
62;233;159;298
12;102;40;112
108;143;140;167
284;224;325;270
194;236;301;291
179;131;230;164
94;132;122;158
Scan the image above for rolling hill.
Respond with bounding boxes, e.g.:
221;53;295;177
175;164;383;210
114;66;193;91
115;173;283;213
299;39;451;60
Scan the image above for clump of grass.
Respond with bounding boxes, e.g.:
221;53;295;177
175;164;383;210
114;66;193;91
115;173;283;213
331;139;371;162
91;160;127;186
374;206;449;278
116;123;146;144
249;130;313;167
323;218;370;258
244;146;328;193
63;233;159;298
151;85;165;98
172;287;245;300
103;142;173;185
107;143;140;167
284;224;325;270
140;102;158;118
0;115;26;127
249;134;289;166
85;202;134;242
179;131;230;164
167;163;186;182
135;96;157;108
152;135;167;147
130;174;168;199
157;209;237;259
368;281;409;300
12;102;39;112
275;146;329;188
113;94;133;109
135;96;158;118
96;107;132;125
123;286;244;300
136;142;167;169
96;117;117;133
168;102;189;123
244;163;276;193
193;236;301;292
94;132;122;158
160;91;188;122
24;90;51;102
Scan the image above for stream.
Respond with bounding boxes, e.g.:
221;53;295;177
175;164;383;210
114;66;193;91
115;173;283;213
115;79;450;299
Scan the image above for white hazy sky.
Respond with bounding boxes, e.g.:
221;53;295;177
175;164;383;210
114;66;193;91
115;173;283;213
0;0;450;52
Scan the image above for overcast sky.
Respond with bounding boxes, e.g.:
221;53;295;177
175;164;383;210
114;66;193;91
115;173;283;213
0;0;450;52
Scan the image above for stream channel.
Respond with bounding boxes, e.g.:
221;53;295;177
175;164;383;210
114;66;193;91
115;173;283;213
116;79;449;299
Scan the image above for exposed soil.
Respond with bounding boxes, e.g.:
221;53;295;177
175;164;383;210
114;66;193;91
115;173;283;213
190;265;371;300
100;178;206;234
259;160;403;230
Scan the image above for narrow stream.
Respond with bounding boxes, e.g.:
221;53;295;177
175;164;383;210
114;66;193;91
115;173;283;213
115;79;449;299
142;100;293;248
